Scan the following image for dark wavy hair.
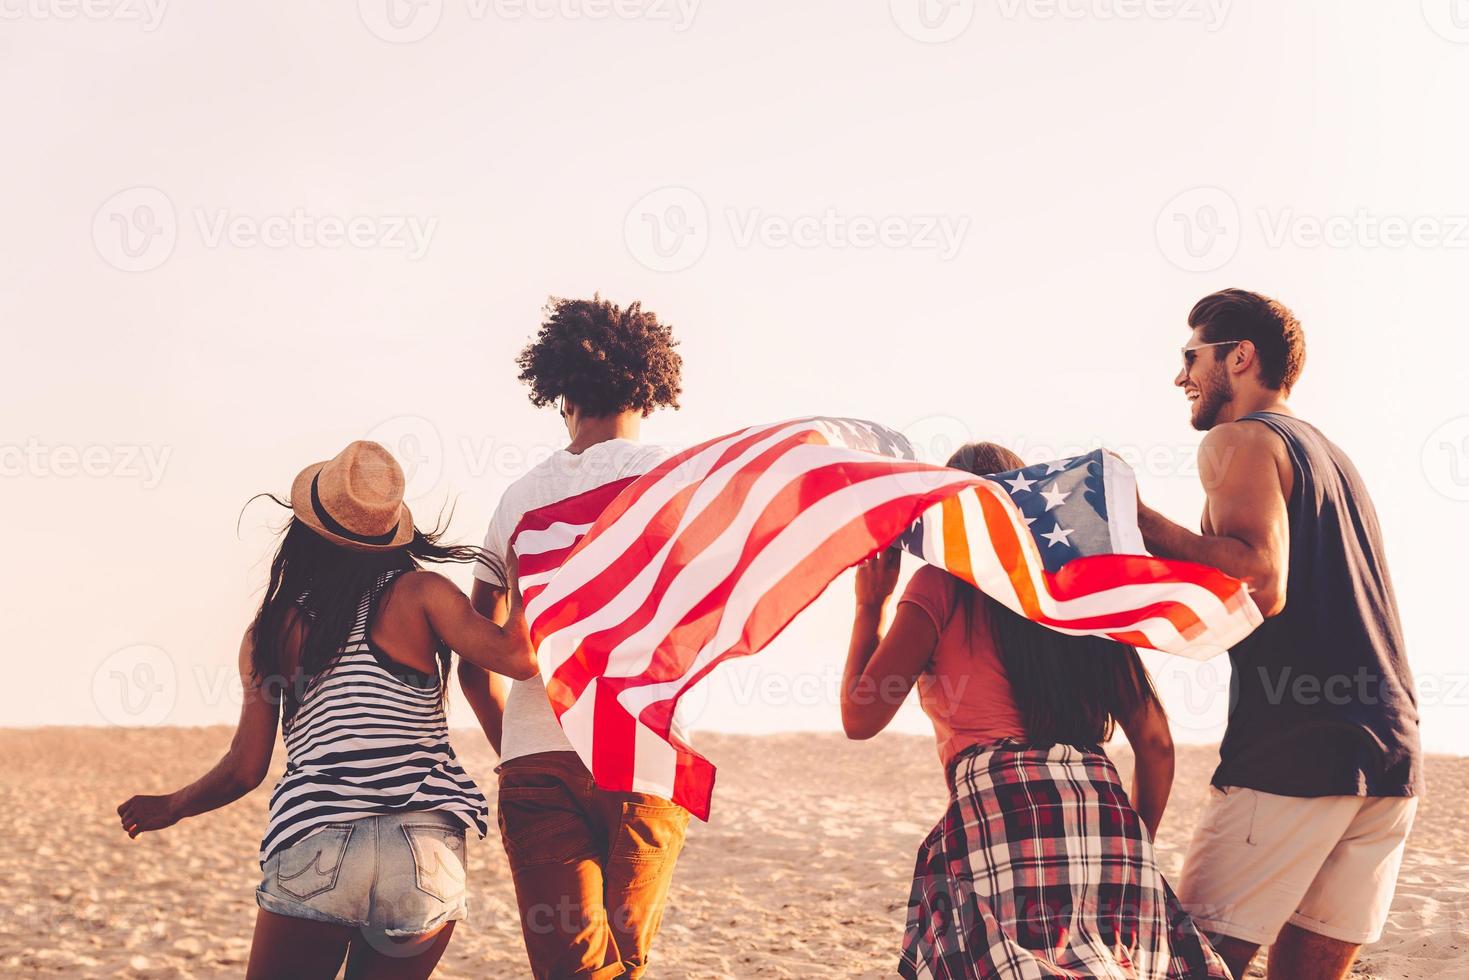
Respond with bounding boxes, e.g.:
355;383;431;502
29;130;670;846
515;295;683;417
246;502;496;715
1189;288;1306;393
948;442;1160;747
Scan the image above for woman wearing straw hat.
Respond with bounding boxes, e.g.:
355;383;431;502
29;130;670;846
117;440;538;979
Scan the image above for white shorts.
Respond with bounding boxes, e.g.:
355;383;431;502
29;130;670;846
1177;786;1416;947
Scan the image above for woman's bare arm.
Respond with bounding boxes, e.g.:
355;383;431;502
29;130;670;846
418;572;538;681
841;550;940;740
457;578;512;755
1116;692;1175;839
117;630;279;837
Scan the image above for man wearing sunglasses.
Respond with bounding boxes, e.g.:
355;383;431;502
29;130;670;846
1131;289;1421;980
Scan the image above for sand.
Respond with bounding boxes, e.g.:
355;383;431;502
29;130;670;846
2;728;1463;978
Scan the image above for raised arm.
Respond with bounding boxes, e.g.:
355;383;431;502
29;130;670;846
118;630;279;838
1136;421;1292;616
841;549;941;740
457;579;512;755
418;571;538;681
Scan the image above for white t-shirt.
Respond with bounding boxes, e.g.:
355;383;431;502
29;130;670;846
474;439;672;763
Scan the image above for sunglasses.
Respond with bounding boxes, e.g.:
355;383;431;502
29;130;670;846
1180;340;1240;369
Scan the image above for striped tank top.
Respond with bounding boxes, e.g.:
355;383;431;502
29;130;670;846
260;569;489;864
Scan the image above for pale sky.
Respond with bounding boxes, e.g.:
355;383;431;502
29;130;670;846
3;3;1466;755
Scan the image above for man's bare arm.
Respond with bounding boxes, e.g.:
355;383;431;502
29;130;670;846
456;578;511;755
1136;421;1291;617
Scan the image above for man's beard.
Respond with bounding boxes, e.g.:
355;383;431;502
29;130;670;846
1191;370;1234;431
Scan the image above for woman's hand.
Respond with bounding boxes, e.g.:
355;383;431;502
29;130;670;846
117;794;179;839
501;600;540;682
115;633;280;838
854;547;902;608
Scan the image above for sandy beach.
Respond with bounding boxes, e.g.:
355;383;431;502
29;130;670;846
3;727;1462;979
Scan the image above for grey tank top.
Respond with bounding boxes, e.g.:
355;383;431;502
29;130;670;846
1213;413;1421;797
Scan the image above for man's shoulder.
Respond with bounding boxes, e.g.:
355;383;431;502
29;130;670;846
493;440;673;520
1201;417;1291;466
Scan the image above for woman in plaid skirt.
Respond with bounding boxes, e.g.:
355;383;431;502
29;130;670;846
841;442;1231;980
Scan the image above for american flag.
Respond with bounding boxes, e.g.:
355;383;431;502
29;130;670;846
512;417;1262;819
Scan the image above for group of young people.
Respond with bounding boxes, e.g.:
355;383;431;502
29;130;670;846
118;289;1421;980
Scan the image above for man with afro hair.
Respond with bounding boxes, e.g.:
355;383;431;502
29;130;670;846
459;295;687;980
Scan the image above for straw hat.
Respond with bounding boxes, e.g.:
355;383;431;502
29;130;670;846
290;441;415;552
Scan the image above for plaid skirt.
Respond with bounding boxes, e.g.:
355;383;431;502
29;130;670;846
899;741;1229;980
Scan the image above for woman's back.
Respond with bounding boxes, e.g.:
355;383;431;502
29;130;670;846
261;568;488;864
900;565;1028;764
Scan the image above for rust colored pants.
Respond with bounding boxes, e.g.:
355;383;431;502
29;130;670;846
497;751;689;979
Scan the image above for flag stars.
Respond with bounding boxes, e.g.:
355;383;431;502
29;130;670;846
1005;472;1037;494
1041;522;1075;548
1040;483;1070;511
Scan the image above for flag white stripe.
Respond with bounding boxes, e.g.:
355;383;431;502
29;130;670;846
610;469;973;718
526;422;804;623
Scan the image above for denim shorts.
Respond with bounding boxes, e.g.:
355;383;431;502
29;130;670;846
256;809;470;937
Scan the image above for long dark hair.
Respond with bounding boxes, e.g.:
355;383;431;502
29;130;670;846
246;499;495;710
947;442;1160;748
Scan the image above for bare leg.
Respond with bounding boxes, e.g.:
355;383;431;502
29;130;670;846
344;921;457;980
245;909;352;980
1211;934;1262;979
1268;922;1359;980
